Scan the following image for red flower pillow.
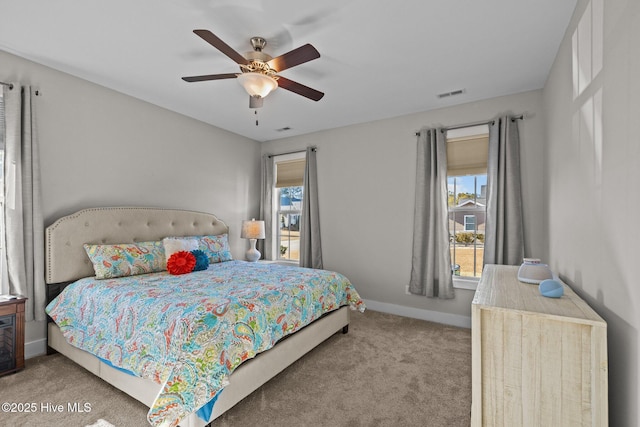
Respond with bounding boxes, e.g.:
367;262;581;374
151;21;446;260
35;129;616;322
167;251;196;275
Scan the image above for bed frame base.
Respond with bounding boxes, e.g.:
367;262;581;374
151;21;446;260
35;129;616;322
48;306;349;426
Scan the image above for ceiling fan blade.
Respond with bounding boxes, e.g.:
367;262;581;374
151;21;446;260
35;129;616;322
267;44;320;72
193;29;248;65
277;76;324;101
182;73;238;82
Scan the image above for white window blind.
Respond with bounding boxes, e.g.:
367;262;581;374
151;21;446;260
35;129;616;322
275;158;305;188
446;135;489;176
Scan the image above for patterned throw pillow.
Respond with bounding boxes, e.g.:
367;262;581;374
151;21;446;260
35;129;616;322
83;241;166;279
196;234;233;264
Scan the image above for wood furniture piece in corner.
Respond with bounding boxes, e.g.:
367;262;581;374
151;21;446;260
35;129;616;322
0;296;26;376
471;265;608;426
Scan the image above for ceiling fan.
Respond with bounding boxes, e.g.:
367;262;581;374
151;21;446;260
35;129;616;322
182;30;324;108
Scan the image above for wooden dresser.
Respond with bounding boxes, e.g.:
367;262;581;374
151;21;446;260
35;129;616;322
0;296;26;376
471;265;608;426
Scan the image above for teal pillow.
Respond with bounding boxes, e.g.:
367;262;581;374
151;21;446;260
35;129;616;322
191;250;210;271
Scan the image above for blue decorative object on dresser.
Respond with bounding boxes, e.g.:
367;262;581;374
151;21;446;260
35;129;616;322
539;278;564;298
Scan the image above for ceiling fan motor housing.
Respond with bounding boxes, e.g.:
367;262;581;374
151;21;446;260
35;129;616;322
250;36;267;52
244;50;272;63
243;37;274;74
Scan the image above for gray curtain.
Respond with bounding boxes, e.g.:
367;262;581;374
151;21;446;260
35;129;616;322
3;84;45;321
484;116;524;266
299;147;322;269
409;128;454;298
259;154;276;260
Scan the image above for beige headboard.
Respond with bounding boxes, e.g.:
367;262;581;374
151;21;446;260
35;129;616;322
45;207;229;284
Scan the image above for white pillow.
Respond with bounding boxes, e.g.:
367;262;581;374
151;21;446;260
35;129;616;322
162;237;198;259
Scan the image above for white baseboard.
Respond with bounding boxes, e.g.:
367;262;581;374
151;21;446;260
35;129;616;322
25;338;47;359
362;299;471;329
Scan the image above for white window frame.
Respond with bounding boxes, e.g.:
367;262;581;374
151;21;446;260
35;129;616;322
463;214;476;232
276;187;302;262
449;176;486;289
273;151;306;263
446;125;489;290
0;91;5;293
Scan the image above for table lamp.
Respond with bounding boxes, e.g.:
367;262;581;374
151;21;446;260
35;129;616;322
241;218;265;262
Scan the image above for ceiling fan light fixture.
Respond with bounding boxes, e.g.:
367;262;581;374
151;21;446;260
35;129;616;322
237;72;278;99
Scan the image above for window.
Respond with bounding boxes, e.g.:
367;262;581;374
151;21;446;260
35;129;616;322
572;0;603;185
0;90;5;293
274;153;306;262
464;215;476;231
446;125;489;280
277;186;302;261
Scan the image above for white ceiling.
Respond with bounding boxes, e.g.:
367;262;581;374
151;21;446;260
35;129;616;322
0;0;577;142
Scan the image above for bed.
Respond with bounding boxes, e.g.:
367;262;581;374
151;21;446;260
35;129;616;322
44;207;364;427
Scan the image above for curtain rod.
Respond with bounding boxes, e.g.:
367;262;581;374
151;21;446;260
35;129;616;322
414;114;524;136
0;82;41;96
267;147;317;158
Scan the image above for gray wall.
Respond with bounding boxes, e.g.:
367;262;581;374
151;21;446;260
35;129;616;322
15;3;638;420
543;0;639;425
1;50;261;350
262;90;547;325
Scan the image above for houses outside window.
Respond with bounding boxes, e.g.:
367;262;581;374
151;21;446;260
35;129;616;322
446;125;489;281
274;153;306;262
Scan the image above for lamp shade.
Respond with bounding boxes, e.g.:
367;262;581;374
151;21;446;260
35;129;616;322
241;219;265;239
237;72;278;98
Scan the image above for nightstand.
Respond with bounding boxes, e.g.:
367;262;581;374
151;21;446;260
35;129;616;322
0;296;26;376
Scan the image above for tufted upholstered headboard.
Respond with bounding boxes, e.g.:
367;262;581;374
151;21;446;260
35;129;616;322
45;207;229;284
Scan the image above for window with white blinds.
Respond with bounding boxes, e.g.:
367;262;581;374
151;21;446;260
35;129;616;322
446;125;488;280
274;153;306;261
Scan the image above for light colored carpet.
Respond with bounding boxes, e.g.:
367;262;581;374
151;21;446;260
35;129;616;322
0;310;471;426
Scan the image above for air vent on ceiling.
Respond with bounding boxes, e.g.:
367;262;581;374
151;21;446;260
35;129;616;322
437;89;465;99
276;127;292;132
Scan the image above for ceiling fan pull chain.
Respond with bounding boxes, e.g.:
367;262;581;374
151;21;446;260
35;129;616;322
255;109;259;126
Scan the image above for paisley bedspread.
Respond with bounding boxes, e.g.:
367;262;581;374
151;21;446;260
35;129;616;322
46;261;365;427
